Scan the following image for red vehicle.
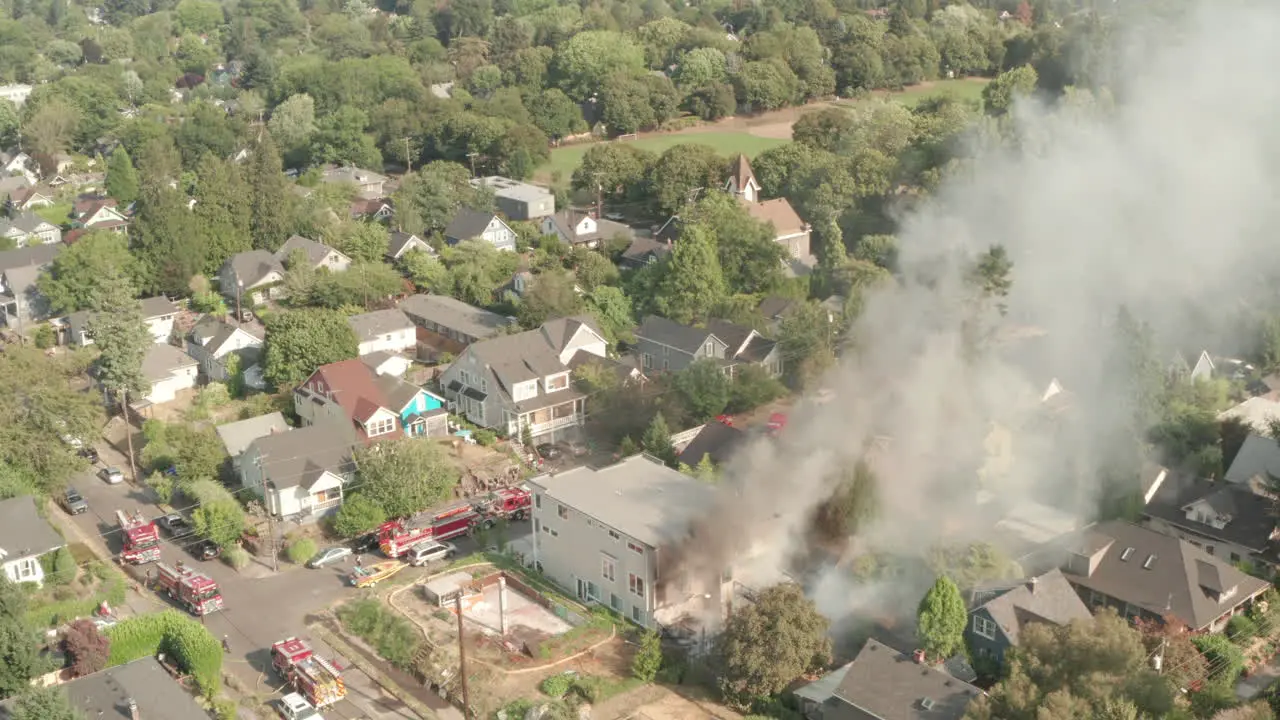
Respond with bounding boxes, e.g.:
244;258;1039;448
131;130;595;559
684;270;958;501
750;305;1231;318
378;501;480;558
155;561;224;615
115;509;161;564
715;414;734;426
473;486;532;522
767;412;788;436
271;638;347;708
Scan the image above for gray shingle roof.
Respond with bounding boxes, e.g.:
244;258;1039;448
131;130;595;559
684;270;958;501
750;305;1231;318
1142;472;1278;554
468;317;601;397
620;236;671;264
0;495;63;559
678;422;748;467
445;208;498;241
276;235;345;267
139;296;176;319
1225;434;1280;485
215;412;288;458
636;315;716;354
248;422;357;489
0;242;61;272
348;308;414;342
1062;521;1271;630
141;344;197;382
225;250;284;288
388;230;434;258
55;657;208;720
528;455;716;547
189;315;265;354
398;293;510;341
831;639;981;720
973;569;1091;646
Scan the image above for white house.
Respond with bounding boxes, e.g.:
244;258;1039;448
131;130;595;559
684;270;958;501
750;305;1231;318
141;344;199;405
276;235;352;274
66;297;178;347
0;84;33;107
348;308;416;357
0;211;61;247
0;496;64;586
444;209;517;252
240;423;357;520
186;315;267;388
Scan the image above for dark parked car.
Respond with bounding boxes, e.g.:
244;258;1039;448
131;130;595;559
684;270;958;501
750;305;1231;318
535;443;561;460
156;513;195;539
77;447;99;463
351;533;379;554
194;539;222;560
62;488;87;515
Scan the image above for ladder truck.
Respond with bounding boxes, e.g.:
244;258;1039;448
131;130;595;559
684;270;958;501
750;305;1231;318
115;509;161;564
271;638;347;708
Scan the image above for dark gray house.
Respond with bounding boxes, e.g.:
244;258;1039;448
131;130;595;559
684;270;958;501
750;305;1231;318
1142;469;1280;574
964;569;1091;669
618;236;671;269
794;639;982;720
634;315;782;377
0;657;209;720
444;208;517;251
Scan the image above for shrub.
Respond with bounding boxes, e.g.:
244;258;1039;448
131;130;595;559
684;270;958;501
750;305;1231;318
1193;633;1246;684
336;599;421;670
32;324;54;349
211;698;237;720
540;673;573;698
331;494;387;538
286;538;317;565
222;546;250;570
474;429;497;446
105;611;223;697
1228;614;1259;643
144;471;174;504
64;619;110;676
632;630;662;682
40;547;76;586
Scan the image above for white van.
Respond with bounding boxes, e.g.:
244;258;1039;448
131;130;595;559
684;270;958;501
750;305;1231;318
408;541;456;567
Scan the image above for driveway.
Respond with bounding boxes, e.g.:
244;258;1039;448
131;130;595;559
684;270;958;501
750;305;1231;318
61;452;528;720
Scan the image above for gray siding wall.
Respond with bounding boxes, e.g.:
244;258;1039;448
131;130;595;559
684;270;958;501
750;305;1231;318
529;483;657;628
1143;517;1265;569
634;338;701;373
964;608;1010;667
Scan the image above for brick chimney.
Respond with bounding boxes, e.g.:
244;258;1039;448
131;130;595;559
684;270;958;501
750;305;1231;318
912;649;926;665
128;697;139;720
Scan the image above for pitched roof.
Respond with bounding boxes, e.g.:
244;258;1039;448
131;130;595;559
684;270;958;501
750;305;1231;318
388;230;434;258
830;639;981;720
1218;397;1280;433
0;495;63;559
51;657;208;720
1225;434;1280;485
467;317;602;399
620;236;671;264
972;569;1092;645
139;296;177;319
1061;521;1271;630
348;308;414;342
276;235;345;267
528;455;717;547
0;243;61;272
225;250;284;288
307;358;428;426
745;197;806;236
248;423;357;489
445;208;499;241
189;315;265;354
1142;473;1278;553
636;315;716;354
705;318;754;355
758;295;800;321
398;293;510;340
678;422;748;467
8;210;51;232
728;154;759;193
215;412;288;458
141;344;197;381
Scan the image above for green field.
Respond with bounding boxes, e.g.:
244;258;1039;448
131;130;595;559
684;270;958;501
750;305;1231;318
539;131;787;184
537;78;991;183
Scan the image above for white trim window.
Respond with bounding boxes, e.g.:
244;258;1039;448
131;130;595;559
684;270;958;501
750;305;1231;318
602;554;616;582
15;557;38;582
367;416;396;437
628;573;645;599
972;614;997;640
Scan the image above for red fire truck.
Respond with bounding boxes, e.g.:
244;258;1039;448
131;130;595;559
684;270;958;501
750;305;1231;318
378;501;478;557
115;509;161;564
473;486;532;522
271;638;347;708
155;561;224;615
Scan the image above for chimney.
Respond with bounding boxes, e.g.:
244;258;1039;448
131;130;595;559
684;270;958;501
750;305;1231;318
128;697;139;720
498;576;509;636
1028;576;1038;594
912;649;926;665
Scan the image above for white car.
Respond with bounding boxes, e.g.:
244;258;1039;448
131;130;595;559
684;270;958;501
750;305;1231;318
306;546;353;569
277;692;324;720
98;467;124;484
407;541;455;567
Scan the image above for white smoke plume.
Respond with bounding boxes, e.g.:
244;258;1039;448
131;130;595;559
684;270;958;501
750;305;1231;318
670;0;1280;629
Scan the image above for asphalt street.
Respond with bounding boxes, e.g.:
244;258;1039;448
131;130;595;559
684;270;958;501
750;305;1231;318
61;450;531;720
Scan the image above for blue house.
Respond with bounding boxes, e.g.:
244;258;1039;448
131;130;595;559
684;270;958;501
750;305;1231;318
965;569;1092;670
294;359;450;440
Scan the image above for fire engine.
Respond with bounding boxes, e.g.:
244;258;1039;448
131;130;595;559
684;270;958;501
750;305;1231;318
155;561;224;615
271;638;347;708
115;509;161;564
379;487;533;558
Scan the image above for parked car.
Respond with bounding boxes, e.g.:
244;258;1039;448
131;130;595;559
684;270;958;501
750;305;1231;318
307;546;353;569
77;447;99;463
194;539;222;560
407;541;455;567
351;533;378;554
62;488;87;515
276;692;324;720
156;513;195;538
98;467;124;484
535;443;561;460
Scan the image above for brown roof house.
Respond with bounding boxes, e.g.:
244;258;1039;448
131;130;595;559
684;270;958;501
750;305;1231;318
294;358;449;442
794;639;983;720
634;315;782;377
1061;520;1270;632
725;154;815;276
540;209;635;250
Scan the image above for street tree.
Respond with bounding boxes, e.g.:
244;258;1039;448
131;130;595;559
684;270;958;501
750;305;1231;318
673;359;731;423
518;271;583;329
331;494;388;537
715;582;831;708
8;686;78;720
647;144;725;217
0;577;49;699
653;226;726;325
356;439;460;519
640;413;677;467
247;132;291;252
140;421;225;483
63;619;109;677
916;576;966;660
105;146;139;204
37;232;136;314
87;266;151;406
263;309;359;388
0;348;102;494
186;479;247;548
983;65;1038;116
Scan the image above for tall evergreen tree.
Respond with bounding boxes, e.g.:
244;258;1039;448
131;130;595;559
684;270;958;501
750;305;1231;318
192;153;252;274
87;266;150;403
0;576;48;698
104;146;139;204
916;576;967;661
653;225;726;325
132;185;202;295
247;131;290;251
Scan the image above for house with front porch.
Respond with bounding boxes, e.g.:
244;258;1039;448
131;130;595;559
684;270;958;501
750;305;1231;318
0;210;61;246
634;315;782;377
66;296;178;346
240;423;357;520
439;316;606;442
186;315;267;389
294;358;449;441
70;196;129;234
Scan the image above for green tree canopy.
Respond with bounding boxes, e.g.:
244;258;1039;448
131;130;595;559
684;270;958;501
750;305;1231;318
652;226;727;325
673;359;731;423
355;439;459;519
37;232;137;315
916;576;966;660
263;309;359;388
105;146;139;205
87;266;151;401
715;582;831;708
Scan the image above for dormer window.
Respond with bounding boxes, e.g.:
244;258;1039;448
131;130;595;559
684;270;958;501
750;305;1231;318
545;373;569;392
366;417;396;437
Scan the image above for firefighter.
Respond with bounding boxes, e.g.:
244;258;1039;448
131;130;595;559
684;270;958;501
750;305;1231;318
222;635;231;653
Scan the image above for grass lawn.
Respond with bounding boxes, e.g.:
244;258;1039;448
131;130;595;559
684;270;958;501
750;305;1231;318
538;131;787;184
36;202;73;227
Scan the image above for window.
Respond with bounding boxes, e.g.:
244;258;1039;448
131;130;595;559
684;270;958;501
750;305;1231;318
631;605;642;624
1206;546;1215;556
704;341;713;356
643;354;653;370
627;541;643;555
1120;547;1135;561
534;518;540;534
602;555;616;582
16;558;37;581
558;504;568;520
545;373;569;392
586;581;599;602
972;614;997;640
1231;552;1241;562
534;493;541;509
628;573;645;599
611;594;623;612
383;334;393;342
608;530;620;541
367;416;396;437
662;358;669;371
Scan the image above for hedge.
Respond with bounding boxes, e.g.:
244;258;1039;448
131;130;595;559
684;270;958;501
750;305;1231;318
105;610;223;697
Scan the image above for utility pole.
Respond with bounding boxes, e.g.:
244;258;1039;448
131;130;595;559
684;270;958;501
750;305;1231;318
403;137;413;174
234;280;243;325
455;594;470;718
256;455;279;572
595;183;603;220
121;387;137;484
466;152;477;178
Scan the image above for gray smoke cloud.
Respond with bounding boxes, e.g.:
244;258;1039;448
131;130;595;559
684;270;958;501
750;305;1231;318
669;0;1280;631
